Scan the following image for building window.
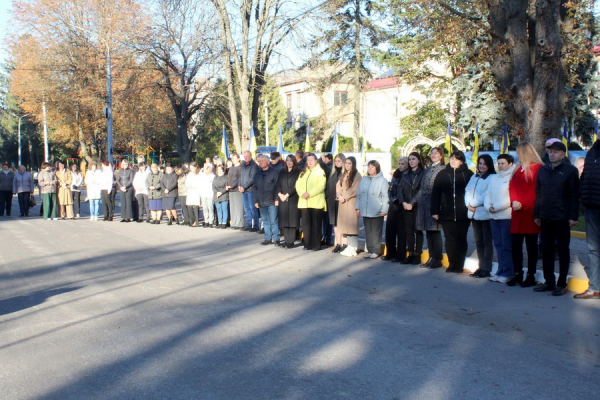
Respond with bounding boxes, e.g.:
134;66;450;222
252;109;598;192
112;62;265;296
334;91;348;106
286;93;292;109
296;92;302;108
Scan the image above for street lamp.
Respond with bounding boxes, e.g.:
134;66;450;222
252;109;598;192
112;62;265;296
18;114;30;166
68;24;113;163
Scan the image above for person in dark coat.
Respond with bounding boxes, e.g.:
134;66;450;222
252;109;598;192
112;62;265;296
576;138;600;299
431;151;474;273
382;156;409;262
276;155;301;248
413;147;446;269
270;152;285;173
295;150;306;171
0;162;15;216
533;140;580;296
254;154;280;245
327;154;346;251
227;154;244;229
398;152;425;264
161;163;179;225
213;164;230;228
116;159;135;222
239;151;260;231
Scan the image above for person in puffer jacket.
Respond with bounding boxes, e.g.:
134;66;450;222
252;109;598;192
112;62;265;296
464;154;496;278
484;154;516;283
356;160;389;259
431;151;474;273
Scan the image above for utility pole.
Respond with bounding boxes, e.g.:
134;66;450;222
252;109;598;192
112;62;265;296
18;114;30;166
42;99;49;161
264;98;269;147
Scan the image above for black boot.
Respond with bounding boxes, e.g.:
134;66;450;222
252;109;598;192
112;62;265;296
428;259;442;269
420;258;433;268
520;273;536;287
506;272;524;286
412;253;422;265
400;255;414;265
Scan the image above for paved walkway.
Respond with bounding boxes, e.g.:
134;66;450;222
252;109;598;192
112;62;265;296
1;194;599;399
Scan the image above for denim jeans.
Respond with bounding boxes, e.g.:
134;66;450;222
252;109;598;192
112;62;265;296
89;199;100;217
490;219;514;278
259;205;279;242
215;201;229;225
242;191;260;228
585;208;600;292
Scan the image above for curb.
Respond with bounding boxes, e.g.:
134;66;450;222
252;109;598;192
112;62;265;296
571;231;586;239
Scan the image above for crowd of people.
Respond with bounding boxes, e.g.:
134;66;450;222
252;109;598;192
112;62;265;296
2;137;600;300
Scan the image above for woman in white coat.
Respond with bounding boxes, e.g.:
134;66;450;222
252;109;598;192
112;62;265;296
185;162;202;227
199;164;216;227
464;155;496;278
85;161;103;220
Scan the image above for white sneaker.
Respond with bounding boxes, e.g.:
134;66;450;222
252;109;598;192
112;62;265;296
489;275;499;282
95;216;99;221
369;254;380;259
363;252;372;259
90;216;94;221
52;218;59;220
496;276;510;283
340;247;357;257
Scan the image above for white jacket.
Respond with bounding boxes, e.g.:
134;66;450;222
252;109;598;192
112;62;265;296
199;173;215;198
85;169;102;200
484;165;516;220
100;167;114;192
71;172;84;191
464;173;492;220
133;168;151;195
185;173;202;206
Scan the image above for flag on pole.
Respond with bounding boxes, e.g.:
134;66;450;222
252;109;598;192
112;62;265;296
500;123;510;154
304;123;310;152
472;123;479;167
445;122;452;155
248;124;257;158
221;126;230;160
562;120;569;156
594;120;598;143
277;125;284;154
331;124;338;156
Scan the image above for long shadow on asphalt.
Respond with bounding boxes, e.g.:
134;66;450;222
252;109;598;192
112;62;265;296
0;287;82;316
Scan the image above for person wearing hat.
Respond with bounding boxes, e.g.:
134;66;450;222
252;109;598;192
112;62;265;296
533;139;580;296
0;162;15;216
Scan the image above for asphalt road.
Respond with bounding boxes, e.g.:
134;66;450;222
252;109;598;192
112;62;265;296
1;200;599;400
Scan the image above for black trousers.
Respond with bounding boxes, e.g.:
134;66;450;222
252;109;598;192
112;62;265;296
442;220;471;270
136;194;149;220
101;190;114;219
403;209;423;256
541;219;571;288
71;191;81;215
364;216;384;254
0;190;12;215
120;188;134;220
301;208;324;250
425;230;443;261
386;206;406;259
472;219;494;272
17;192;31;216
179;196;190;224
512;233;538;275
283;227;297;245
190;205;199;226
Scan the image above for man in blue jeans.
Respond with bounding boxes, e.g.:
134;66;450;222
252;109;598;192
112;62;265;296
254;155;280;245
238;151;260;231
576;138;600;299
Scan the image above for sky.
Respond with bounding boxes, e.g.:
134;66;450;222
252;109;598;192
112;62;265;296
0;0;13;65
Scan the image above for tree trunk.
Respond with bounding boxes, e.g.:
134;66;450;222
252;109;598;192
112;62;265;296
223;55;242;154
352;1;362;152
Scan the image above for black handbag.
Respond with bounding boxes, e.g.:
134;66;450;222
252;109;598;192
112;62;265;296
29;195;37;208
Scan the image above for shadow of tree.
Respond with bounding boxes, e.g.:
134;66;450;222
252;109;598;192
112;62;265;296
0;287;83;316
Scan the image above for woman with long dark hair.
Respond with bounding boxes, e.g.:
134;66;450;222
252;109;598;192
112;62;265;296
414;147;446;268
465;154;496;278
337;157;362;256
295;153;327;251
399;152;426;264
276;155;301;248
327;153;346;252
383;156;409;262
432;150;474;273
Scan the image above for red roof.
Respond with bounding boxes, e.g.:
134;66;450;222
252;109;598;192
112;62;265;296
364;76;401;90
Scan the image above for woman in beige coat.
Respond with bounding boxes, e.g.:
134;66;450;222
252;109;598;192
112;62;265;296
336;156;362;257
56;161;74;219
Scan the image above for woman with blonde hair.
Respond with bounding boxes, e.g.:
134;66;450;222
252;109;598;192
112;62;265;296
56;161;74;219
508;142;544;287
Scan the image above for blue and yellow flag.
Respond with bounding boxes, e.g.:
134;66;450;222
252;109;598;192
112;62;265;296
221;126;230;160
500;123;510;154
331;124;338;156
562;121;569;156
594;120;598;143
277;125;284;154
304;123;310;152
445;122;452;155
472;123;479;167
248;124;257;157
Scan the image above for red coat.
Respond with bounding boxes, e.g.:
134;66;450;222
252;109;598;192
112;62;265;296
509;163;542;234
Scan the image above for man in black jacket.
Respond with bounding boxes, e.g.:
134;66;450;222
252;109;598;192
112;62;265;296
533;141;580;296
238;151;260;231
116;159;135;222
254;155;280;245
574;139;600;299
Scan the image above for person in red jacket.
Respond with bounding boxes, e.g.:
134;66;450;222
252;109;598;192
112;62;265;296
509;143;544;287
